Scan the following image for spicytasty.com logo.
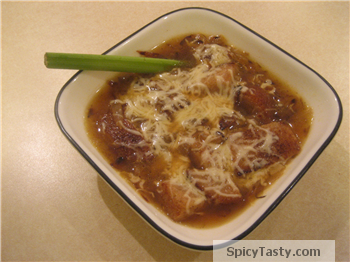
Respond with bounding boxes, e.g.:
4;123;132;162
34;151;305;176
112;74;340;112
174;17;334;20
227;246;320;259
213;240;335;262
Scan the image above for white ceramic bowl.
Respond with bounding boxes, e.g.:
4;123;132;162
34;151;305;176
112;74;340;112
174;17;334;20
55;8;342;250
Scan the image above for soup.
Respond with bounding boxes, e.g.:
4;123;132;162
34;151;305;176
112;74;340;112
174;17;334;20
85;34;312;227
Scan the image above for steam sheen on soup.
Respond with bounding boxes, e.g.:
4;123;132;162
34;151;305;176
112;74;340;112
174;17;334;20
85;34;312;227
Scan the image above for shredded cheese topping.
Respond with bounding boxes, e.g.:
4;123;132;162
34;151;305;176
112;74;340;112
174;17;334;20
109;42;284;203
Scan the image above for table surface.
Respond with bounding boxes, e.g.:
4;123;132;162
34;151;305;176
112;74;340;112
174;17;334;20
2;1;349;261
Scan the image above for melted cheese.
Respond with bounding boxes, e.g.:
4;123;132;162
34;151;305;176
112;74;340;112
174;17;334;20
193;44;232;66
189;167;241;198
110;42;284;204
112;46;244;159
228;122;280;175
166;165;207;214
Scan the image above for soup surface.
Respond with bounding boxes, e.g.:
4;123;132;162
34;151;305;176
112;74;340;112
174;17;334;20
85;34;313;227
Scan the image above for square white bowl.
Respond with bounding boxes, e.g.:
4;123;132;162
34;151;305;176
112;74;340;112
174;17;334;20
55;8;342;250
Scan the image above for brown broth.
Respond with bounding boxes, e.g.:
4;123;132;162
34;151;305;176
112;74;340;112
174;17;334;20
85;34;313;228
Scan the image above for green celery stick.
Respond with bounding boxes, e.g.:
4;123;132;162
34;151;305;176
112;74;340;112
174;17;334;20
44;52;186;73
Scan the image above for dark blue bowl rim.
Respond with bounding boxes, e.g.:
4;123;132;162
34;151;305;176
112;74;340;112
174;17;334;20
54;7;343;251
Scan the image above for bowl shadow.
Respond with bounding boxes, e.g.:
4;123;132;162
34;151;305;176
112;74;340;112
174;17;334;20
97;175;212;261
